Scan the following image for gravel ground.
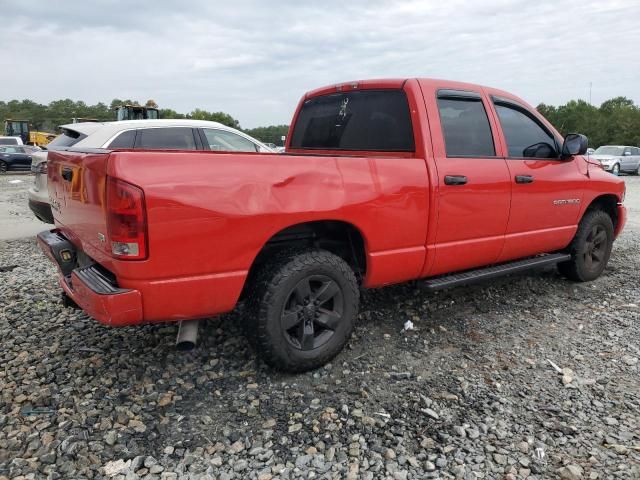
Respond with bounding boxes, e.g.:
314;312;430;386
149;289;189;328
0;173;46;241
1;174;639;480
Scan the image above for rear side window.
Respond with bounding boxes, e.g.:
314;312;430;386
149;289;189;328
135;128;197;150
0;138;19;145
47;129;86;150
290;90;414;151
202;128;258;152
632;147;640;155
437;98;495;157
494;104;557;158
107;130;136;149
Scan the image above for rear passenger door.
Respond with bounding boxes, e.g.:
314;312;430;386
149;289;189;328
13;146;33;165
490;97;584;261
425;89;511;276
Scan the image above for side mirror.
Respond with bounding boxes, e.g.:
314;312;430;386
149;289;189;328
623;151;632;156
561;133;588;158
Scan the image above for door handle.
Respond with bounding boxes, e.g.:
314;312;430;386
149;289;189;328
444;175;468;186
61;167;73;182
515;175;534;184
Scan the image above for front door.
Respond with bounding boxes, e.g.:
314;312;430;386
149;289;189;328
489;99;584;262
422;88;511;276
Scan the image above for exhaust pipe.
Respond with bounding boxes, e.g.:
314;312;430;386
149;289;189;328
176;320;200;351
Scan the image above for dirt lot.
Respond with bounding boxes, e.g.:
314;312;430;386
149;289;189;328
1;173;639;480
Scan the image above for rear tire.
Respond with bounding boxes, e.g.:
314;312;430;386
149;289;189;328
0;161;7;173
248;249;359;372
558;209;614;282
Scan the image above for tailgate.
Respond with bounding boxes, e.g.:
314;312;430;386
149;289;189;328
48;149;111;256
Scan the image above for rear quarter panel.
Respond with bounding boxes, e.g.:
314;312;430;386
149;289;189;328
104;150;429;316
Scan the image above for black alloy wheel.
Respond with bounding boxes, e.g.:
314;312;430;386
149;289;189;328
248;249;359;372
558;209;614;282
582;224;608;275
281;274;344;351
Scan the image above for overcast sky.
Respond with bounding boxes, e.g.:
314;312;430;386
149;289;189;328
2;0;639;128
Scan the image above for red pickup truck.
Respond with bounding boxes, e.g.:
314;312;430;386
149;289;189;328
38;78;626;372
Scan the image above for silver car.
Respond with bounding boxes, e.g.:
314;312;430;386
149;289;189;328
591;145;640;176
28;120;274;224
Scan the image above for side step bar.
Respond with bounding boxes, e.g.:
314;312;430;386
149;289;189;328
424;253;571;291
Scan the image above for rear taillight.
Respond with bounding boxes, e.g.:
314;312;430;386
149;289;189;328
106;177;148;260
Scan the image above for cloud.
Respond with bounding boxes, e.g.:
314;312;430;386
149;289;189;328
2;0;639;127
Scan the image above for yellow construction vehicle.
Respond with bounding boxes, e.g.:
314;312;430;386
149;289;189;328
4;119;56;147
72;118;100;123
114;105;159;121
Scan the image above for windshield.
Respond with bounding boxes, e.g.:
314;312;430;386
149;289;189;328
594;146;624;156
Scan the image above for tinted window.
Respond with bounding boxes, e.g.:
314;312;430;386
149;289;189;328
47;129;86;150
203;129;258;152
495;104;557;158
623;147;631;155
136;128;197;150
0;138;19;145
437;98;495;157
632;147;640;155
290;90;414;151
107;130;136;149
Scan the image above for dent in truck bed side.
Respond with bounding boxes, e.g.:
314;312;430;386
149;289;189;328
97;150;430;321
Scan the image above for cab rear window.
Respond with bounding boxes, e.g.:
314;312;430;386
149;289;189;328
290;90;414;151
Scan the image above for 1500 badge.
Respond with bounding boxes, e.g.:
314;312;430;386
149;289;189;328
553;199;580;205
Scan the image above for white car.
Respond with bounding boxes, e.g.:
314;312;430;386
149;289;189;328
28;120;274;224
0;136;24;146
591;145;640;176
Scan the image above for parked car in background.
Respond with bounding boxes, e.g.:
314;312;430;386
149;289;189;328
592;145;640;175
0;145;34;172
22;145;42;154
28;120;273;223
0;136;24;146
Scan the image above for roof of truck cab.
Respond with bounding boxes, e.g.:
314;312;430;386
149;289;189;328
304;77;528;106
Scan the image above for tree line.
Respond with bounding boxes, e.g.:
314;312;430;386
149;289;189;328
2;96;639;147
536;96;639;147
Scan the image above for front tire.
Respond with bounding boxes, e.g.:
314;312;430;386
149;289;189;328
558;209;614;282
248;250;359;372
612;163;620;176
0;161;7;173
